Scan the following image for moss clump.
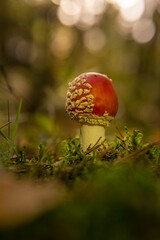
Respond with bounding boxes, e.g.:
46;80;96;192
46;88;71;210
4;127;159;183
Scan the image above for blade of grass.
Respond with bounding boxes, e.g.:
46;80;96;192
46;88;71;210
11;99;22;144
7;101;11;139
0;122;11;140
0;129;8;140
8;99;23;157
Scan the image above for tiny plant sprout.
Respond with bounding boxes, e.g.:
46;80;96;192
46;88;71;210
65;72;118;152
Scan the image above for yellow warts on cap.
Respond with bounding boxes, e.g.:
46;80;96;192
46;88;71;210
69;112;113;126
66;73;114;126
66;74;95;121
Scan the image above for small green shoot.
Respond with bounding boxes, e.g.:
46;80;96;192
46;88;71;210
7;100;11;139
11;99;23;146
0;122;10;140
0;99;23;164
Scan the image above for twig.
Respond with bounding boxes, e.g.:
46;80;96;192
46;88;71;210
114;139;160;165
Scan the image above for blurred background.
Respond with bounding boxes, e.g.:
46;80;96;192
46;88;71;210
0;0;160;145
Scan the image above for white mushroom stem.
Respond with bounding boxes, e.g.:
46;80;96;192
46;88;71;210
80;124;106;152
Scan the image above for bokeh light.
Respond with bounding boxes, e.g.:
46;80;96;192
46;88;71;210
110;0;145;23
50;27;77;59
83;0;107;15
57;0;81;26
83;28;106;52
132;18;156;43
52;0;159;44
113;0;142;9
57;0;107;28
119;0;145;22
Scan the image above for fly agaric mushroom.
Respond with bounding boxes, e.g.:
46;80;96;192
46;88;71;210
65;72;118;152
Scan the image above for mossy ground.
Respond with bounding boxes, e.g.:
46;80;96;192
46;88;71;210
0;126;160;240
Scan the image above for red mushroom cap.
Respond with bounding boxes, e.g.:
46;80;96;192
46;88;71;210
66;72;118;126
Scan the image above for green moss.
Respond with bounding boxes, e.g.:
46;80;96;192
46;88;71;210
1;126;159;184
0;127;160;239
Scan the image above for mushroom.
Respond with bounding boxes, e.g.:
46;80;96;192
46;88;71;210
65;72;118;152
